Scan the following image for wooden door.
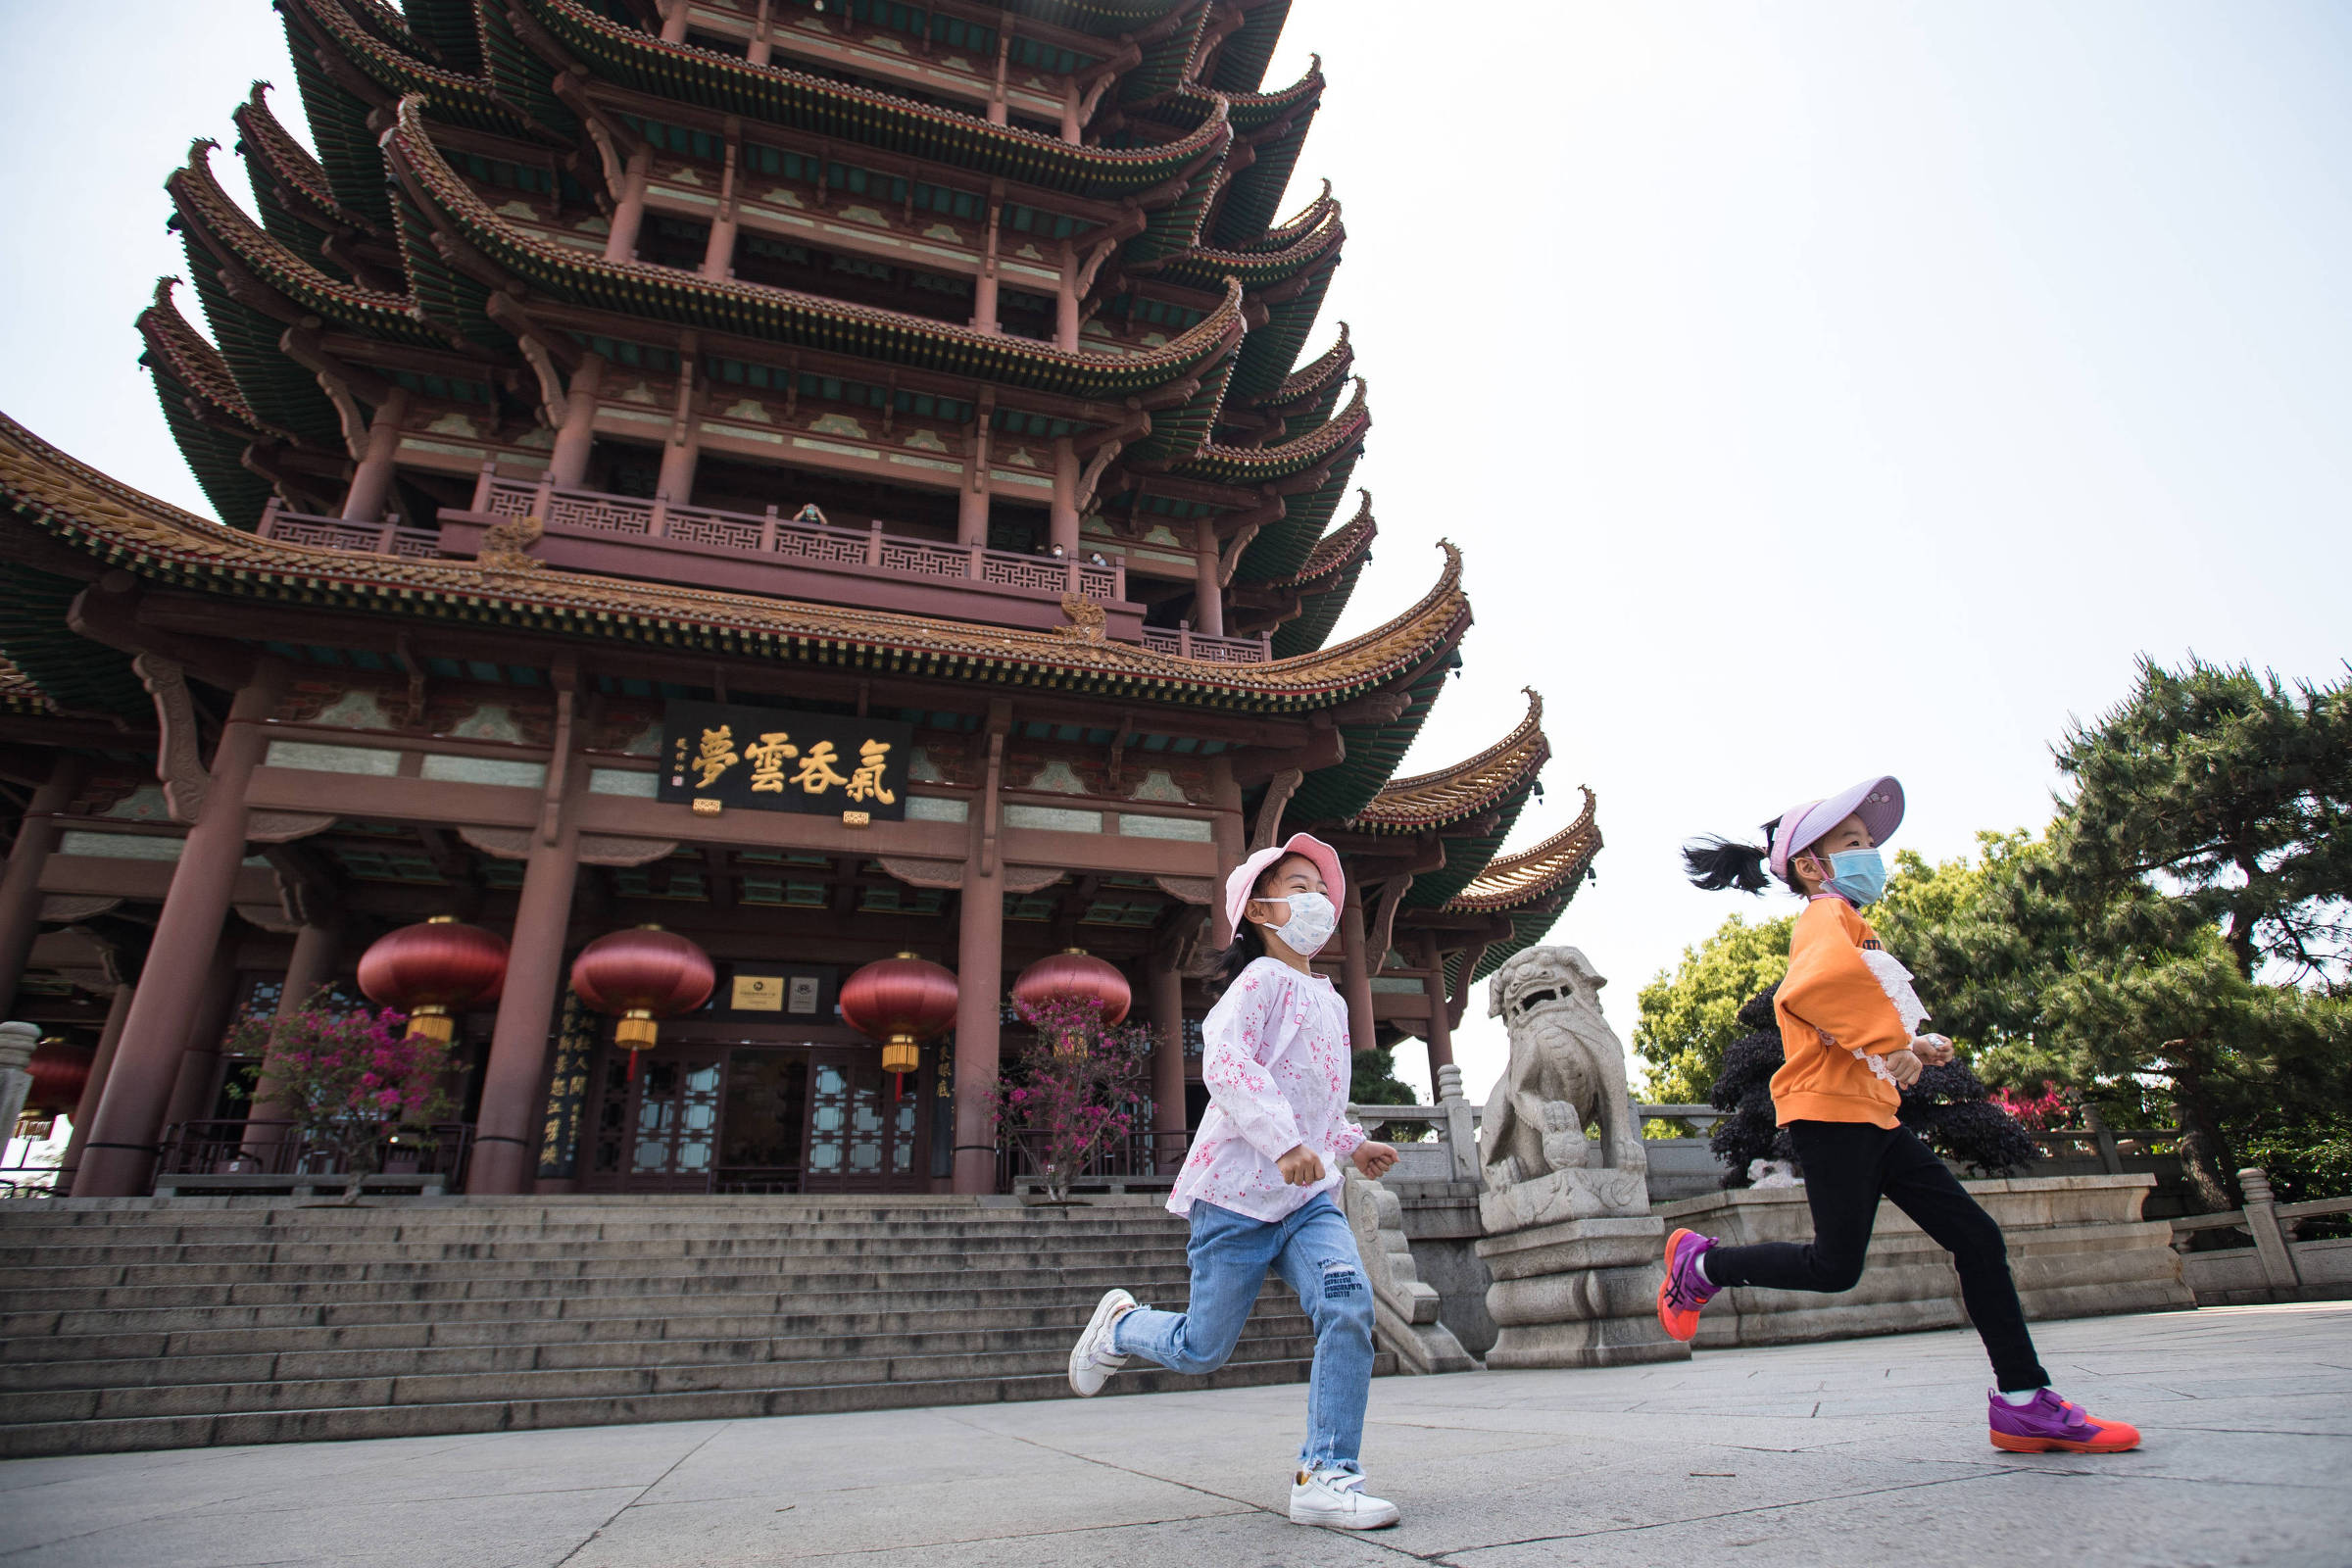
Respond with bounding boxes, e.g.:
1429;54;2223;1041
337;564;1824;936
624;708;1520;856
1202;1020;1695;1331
801;1054;921;1193
584;1051;727;1191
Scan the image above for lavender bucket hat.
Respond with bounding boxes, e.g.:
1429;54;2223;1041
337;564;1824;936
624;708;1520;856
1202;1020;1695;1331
1766;776;1904;880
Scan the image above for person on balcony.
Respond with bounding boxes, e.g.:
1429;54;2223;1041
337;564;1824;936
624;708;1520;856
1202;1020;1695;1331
1087;550;1109;567
792;503;828;526
1065;834;1404;1531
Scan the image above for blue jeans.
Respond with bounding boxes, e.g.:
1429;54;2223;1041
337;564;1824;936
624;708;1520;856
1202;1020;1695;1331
1110;1194;1376;1474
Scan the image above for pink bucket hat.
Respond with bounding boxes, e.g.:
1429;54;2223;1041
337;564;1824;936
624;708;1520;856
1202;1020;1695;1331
1767;775;1904;880
1224;832;1347;932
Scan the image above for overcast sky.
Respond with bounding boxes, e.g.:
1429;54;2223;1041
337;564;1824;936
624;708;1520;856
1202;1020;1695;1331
3;3;2347;1106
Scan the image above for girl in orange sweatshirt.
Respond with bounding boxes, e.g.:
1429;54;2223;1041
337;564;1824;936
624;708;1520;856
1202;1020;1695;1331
1659;776;2140;1454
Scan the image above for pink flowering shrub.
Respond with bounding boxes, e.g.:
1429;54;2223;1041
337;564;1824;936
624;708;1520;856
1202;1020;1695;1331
228;994;459;1200
991;994;1156;1202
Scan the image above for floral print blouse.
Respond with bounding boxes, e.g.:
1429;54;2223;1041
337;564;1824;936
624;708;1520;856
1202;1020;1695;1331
1168;956;1366;1223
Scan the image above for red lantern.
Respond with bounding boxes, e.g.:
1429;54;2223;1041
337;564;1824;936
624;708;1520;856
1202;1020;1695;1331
570;926;715;1068
1012;948;1131;1025
840;952;958;1078
24;1039;94;1115
357;916;509;1044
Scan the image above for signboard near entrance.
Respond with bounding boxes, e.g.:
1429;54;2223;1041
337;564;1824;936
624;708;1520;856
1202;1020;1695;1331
659;700;914;820
722;962;836;1022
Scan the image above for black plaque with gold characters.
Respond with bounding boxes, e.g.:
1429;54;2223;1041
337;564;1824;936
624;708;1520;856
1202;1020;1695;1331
659;701;914;821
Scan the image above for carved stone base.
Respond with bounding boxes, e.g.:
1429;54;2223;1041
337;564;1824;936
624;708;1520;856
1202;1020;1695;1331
1477;1164;1649;1235
1475;1214;1690;1370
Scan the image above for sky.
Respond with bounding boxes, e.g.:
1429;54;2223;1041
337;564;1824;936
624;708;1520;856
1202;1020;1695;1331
2;2;2349;1110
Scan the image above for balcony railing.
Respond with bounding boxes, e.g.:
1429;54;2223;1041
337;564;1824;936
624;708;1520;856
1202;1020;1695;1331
479;475;1126;602
257;476;1275;664
1141;626;1275;662
257;499;440;559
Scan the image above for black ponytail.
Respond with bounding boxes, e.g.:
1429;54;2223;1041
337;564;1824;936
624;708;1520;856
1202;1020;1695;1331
1684;814;1788;894
1215;918;1269;985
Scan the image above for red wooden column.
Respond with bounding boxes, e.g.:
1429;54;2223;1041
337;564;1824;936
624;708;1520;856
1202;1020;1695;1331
243;916;340;1155
951;705;1010;1195
0;753;86;1016
1417;932;1455;1075
604;148;653;263
468;826;579;1195
56;982;132;1187
1146;946;1187;1171
1049;437;1080;557
339;387;409;523
547;354;605;487
1193;521;1225;637
162;927;244;1131
74;669;279;1197
1339;878;1376;1059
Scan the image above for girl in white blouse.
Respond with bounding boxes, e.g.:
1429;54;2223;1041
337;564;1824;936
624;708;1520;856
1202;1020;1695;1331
1065;832;1403;1532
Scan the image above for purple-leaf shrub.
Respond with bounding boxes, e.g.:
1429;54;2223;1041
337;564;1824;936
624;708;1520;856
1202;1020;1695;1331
991;994;1156;1201
227;992;461;1198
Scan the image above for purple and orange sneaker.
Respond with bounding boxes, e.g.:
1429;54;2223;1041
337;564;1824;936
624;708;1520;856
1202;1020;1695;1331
1987;1389;2140;1453
1656;1227;1719;1342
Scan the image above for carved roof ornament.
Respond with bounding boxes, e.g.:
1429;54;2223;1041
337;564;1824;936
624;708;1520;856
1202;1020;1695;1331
1351;688;1550;835
1445;789;1603;913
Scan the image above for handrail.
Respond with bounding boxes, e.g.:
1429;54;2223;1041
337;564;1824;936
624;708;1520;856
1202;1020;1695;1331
480;475;1128;605
257;498;439;559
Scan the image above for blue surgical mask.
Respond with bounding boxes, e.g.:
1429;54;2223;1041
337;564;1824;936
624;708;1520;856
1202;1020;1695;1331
1825;847;1887;906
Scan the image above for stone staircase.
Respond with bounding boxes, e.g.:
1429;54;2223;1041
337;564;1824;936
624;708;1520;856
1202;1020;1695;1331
0;1196;1386;1457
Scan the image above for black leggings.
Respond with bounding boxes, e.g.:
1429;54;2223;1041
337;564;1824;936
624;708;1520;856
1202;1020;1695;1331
1702;1119;2049;1391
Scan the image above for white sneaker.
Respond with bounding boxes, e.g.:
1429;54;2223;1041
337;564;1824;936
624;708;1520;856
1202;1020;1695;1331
1066;1288;1135;1396
1289;1467;1400;1530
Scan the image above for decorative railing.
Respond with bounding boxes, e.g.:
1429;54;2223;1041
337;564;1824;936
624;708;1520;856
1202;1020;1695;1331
156;1118;474;1189
996;1124;1187;1193
477;475;1126;604
257;499;441;558
1141;625;1275;663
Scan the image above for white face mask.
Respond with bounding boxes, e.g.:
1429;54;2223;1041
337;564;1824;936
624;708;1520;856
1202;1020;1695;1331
1258;889;1338;957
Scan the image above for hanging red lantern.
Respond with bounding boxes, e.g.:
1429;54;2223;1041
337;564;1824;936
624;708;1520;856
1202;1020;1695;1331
24;1039;94;1115
357;916;510;1044
1012;948;1131;1024
570;926;715;1071
840;952;958;1081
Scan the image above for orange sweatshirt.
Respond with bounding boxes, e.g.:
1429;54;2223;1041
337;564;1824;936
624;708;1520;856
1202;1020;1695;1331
1769;896;1911;1128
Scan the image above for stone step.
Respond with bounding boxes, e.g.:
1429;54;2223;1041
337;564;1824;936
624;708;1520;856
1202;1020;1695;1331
0;1242;1196;1288
0;1229;1197;1269
3;1322;1328;1423
6;1273;1219;1339
0;1199;1355;1460
0;1308;1317;1393
0;1348;1394;1460
0;1219;1196;1251
0;1286;1235;1362
0;1202;1171;1232
0;1259;1207;1316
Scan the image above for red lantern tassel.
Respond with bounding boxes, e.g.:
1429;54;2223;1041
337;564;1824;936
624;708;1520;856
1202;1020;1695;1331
628;1051;640;1083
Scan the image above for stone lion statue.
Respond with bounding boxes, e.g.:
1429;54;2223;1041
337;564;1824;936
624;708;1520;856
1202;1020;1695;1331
1479;947;1648;1231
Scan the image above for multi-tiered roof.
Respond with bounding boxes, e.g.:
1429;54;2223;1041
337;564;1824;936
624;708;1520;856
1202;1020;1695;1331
7;0;1595;1056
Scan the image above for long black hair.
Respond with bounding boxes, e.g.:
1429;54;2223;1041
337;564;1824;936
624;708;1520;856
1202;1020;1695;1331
1683;814;1800;895
1214;857;1290;983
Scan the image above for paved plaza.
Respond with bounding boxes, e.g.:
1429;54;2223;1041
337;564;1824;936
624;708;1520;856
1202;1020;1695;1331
1;1300;2344;1567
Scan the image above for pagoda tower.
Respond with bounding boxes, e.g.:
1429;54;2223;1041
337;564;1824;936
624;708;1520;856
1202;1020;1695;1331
0;0;1598;1201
